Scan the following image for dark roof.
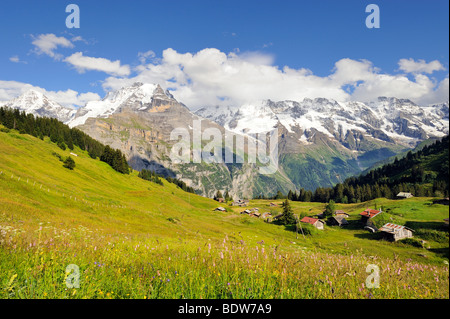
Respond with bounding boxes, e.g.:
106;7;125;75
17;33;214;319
329;215;349;225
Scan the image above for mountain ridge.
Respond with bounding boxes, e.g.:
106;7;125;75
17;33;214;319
3;83;448;197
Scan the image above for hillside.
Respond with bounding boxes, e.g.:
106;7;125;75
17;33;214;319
360;137;441;175
0;125;448;299
345;135;449;195
282;135;449;204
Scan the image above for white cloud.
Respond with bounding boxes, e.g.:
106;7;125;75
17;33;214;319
12;43;448;108
9;55;27;64
234;51;275;66
0;80;100;108
102;48;448;108
103;48;347;108
137;50;156;64
71;36;86;43
398;58;446;74
31;33;74;60
64;52;131;77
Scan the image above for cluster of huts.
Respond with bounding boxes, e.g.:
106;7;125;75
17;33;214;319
214;197;449;242
240;207;273;221
358;208;415;241
292;207;417;242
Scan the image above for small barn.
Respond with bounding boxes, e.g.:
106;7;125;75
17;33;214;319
300;216;325;230
216;198;225;203
272;213;284;221
360;208;382;225
269;202;278;207
249;212;261;218
261;212;272;219
379;223;414;242
232;199;249;207
240;209;251;214
214;207;226;212
397;192;414;199
334;210;350;218
328;215;349;227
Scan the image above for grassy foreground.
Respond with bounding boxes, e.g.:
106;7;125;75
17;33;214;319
0;128;448;299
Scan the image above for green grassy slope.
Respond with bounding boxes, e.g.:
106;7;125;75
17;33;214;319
0;127;448;299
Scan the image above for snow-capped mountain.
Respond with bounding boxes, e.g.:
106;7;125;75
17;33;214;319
4;90;76;123
68;83;181;127
3;82;449;197
195;97;449;148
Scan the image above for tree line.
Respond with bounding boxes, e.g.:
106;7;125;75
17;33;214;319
264;135;449;203
138;169;196;194
0;107;130;174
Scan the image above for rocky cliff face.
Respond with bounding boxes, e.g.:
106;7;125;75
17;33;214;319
75;83;294;198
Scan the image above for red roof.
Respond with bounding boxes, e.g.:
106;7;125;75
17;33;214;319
360;209;381;218
301;216;319;225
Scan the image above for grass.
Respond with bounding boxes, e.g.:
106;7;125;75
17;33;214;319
0;128;448;299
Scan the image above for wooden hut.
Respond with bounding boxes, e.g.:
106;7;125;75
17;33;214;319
360;208;382;226
379;223;414;242
334;210;350;218
328;215;349;227
396;192;413;199
300;216;325;230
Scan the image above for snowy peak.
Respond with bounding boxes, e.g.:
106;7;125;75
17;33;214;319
5;90;75;123
68;82;180;127
195;97;449;147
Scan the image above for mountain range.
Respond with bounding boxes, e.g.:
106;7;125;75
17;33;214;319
2;83;448;198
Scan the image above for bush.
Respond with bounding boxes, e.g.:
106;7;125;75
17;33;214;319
57;141;67;150
167;217;180;224
398;237;424;248
415;229;449;243
52;152;63;161
298;223;319;236
63;156;76;170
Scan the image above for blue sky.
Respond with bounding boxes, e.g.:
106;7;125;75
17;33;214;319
0;0;448;108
